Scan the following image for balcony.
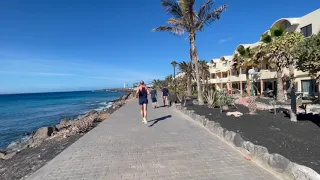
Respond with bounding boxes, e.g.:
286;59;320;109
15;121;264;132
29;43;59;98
209;79;217;84
229;74;246;82
216;77;229;83
259;69;277;80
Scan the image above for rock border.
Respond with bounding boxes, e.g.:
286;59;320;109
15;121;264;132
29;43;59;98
172;103;320;180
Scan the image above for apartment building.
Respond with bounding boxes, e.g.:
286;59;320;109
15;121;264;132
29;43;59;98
209;8;320;96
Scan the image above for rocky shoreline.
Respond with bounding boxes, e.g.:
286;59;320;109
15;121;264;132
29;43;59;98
0;90;134;180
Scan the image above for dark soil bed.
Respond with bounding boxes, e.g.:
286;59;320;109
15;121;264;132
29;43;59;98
255;97;290;105
186;104;320;173
0;134;82;180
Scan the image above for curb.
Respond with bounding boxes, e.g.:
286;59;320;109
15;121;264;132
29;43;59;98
172;103;320;180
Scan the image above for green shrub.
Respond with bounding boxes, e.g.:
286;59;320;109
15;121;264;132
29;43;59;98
215;90;235;107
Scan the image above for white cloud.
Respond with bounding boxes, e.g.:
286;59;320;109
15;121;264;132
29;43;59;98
218;37;232;44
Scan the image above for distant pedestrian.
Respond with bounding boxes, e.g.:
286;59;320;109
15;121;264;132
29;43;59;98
162;86;169;107
135;80;150;124
150;86;158;108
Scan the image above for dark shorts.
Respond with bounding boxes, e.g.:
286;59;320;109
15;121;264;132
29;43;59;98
151;97;157;103
139;98;148;105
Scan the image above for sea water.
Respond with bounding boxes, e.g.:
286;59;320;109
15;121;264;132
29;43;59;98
0;91;124;149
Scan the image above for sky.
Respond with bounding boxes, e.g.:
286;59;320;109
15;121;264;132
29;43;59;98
0;0;319;93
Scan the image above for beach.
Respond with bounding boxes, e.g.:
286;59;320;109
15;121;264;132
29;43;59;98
0;89;134;180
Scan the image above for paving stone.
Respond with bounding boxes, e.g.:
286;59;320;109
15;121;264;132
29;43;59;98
25;99;279;180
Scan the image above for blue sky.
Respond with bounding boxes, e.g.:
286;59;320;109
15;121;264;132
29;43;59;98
0;0;319;93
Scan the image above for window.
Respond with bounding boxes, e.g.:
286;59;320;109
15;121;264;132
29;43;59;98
302;80;318;94
265;64;269;70
301;24;312;37
222;72;228;78
264;82;273;91
241;68;246;74
232;70;239;76
210;73;215;79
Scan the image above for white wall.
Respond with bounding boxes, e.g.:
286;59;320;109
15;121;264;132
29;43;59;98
298;9;320;34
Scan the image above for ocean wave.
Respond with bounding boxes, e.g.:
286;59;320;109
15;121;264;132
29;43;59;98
94;107;105;111
6;135;32;151
95;102;113;112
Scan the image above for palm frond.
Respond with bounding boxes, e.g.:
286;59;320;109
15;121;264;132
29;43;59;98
261;34;272;43
152;26;185;36
198;0;213;20
270;24;286;38
179;61;193;74
196;4;228;30
167;18;185;27
179;0;195;14
161;0;183;19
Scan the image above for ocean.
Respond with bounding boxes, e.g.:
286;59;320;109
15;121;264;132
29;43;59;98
0;90;125;149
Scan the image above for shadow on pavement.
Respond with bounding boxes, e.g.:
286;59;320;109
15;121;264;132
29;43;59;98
148;115;172;127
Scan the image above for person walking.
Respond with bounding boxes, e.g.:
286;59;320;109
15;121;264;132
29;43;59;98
150;86;158;108
162;86;169;107
135;80;150;124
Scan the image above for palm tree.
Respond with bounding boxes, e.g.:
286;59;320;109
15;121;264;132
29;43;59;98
260;25;287;102
165;75;174;89
261;25;286;43
199;60;210;92
179;61;193;96
153;0;228;105
232;46;259;96
152;79;161;89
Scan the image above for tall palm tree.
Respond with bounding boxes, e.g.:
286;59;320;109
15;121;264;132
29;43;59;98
165;75;174;89
232;46;259;96
152;79;161;89
199;60;210;90
260;25;287;102
179;61;193;96
153;0;228;105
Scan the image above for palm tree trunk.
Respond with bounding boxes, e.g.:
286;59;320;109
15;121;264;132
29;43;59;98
246;70;250;96
276;71;285;102
202;73;206;93
190;34;204;105
187;76;192;96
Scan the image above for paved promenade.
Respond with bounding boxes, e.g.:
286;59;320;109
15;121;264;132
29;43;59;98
26;99;279;180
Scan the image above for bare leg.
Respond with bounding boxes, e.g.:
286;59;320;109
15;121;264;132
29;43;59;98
140;105;144;118
143;104;147;119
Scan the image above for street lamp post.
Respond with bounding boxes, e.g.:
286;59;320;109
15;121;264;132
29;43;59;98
171;61;178;103
248;69;257;96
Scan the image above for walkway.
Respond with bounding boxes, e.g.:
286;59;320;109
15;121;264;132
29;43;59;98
26;99;279;180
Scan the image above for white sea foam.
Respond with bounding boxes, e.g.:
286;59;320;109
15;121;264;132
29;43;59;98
95;102;113;111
